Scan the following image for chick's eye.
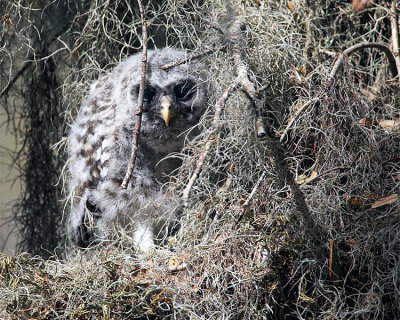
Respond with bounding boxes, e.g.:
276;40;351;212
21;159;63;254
144;87;156;101
174;82;195;101
136;85;156;101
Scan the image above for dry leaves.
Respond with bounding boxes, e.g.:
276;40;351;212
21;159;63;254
346;192;377;206
346;193;398;208
296;170;318;184
358;117;372;127
351;0;372;12
378;119;400;131
289;65;307;85
168;254;189;272
371;194;398;209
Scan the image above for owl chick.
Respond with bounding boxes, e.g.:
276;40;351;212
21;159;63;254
67;49;208;251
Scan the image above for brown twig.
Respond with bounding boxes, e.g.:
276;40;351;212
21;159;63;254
160;48;216;70
182;81;239;206
120;0;147;190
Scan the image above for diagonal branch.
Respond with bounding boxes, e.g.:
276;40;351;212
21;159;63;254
230;20;266;137
231;170;266;230
120;0;147;190
182;81;239;205
160;47;217;71
182;18;268;204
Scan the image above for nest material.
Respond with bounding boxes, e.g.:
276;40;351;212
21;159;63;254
1;0;400;319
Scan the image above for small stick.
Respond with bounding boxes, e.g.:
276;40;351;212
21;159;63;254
280;97;320;143
160;48;216;71
329;239;333;279
182;81;238;206
391;1;400;69
319;48;337;58
231;170;266;229
120;0;147;190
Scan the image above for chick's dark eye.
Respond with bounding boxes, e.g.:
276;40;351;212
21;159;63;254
144;87;156;101
174;82;195;101
136;85;156;101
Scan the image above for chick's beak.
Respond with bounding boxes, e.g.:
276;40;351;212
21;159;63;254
160;95;171;126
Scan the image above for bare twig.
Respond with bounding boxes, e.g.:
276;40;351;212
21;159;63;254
319;48;337;58
279;97;320;143
182;81;239;206
328;42;400;83
0;24;69;100
230;19;266;138
231;170;266;230
160;48;216;70
391;1;400;68
120;0;147;190
182;18;267;204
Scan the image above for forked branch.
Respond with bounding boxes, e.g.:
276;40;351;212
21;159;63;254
160;48;216;70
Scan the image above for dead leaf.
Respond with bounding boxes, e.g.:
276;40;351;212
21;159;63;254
358;117;372;127
371;194;398;209
299;291;315;304
3;15;12;28
347;239;359;249
289;68;303;85
296;170;318;184
378;120;400;131
346;192;377;207
130;266;150;284
351;0;372;12
297;65;306;76
168;254;189;272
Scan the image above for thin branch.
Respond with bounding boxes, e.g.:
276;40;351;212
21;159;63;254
182;81;238;206
182;18;268;204
280;97;320;143
231;170;266;230
0;23;70;100
120;0;147;190
160;48;216;70
391;1;400;68
328;42;400;83
230;19;266;137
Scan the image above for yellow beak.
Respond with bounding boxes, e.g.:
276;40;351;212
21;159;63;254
160;95;171;126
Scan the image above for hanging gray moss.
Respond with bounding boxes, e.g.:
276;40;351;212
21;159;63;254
0;0;399;318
